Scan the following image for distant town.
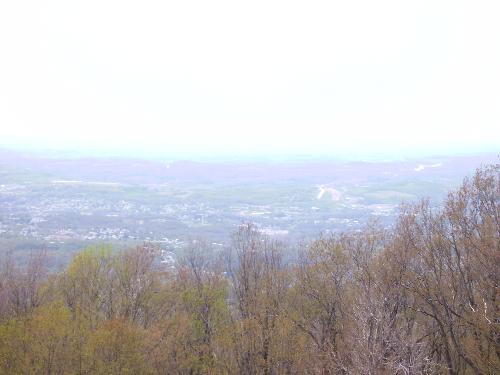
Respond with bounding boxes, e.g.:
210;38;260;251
0;150;496;262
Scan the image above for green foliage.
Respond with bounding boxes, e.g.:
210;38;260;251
0;318;27;374
87;319;149;375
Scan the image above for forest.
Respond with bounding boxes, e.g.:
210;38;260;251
0;165;498;375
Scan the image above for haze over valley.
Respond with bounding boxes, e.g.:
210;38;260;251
1;149;495;265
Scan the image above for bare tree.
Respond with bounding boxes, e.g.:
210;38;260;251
0;250;48;319
227;223;290;375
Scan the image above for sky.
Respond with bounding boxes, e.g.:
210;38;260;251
0;1;499;160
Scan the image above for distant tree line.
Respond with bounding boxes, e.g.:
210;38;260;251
0;165;498;374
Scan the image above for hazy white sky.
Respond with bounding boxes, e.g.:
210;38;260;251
0;1;499;159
